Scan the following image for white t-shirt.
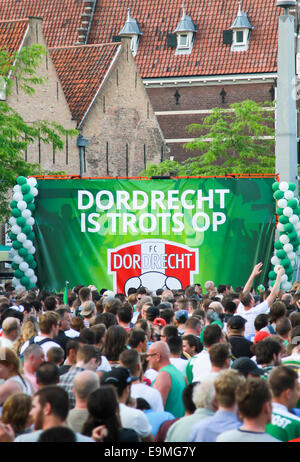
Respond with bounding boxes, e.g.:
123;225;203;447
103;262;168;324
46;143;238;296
191;350;211;383
236;300;269;338
20;336;61;360
65;328;80;338
0;337;13;349
170;357;187;377
119;402;152;439
131;382;164;412
144;368;158;383
96;355;112;373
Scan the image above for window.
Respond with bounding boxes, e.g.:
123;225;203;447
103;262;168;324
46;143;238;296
236;30;244;43
178;34;189;48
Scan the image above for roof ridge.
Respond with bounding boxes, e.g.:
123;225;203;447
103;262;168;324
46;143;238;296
49;42;120;50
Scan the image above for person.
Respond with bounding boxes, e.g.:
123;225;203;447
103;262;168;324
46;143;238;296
189;369;245;442
0;347;33;405
52;307;72;355
59;344;101;409
46;346;65;367
66;370;99;433
276;317;292;346
58;339;79;376
22;344;45;393
37;426;77;442
227;315;253;359
135;397;174;438
188;324;224;383
12;316;39;356
0;317;21;349
116;304;133;331
254;337;282;376
217;378;280;442
14;386;93;442
127;328;147;355
237;264;285;338
80;301;97;328
19;311;61;359
245;313;269;343
261;300;287;335
76;287;92;316
166;380;216;442
36;362;60;388
146;341;186;418
231;357;266;378
101;325;127;368
182;334;202;359
175;310;188;335
266;365;300;441
119;349;164;412
1;393;33;438
183;317;202;338
81;385;139;442
201;343;231;382
101;367;153;441
167;335;187;377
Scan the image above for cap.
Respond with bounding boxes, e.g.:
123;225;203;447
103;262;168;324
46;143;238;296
175;310;188;321
254;331;271;344
101;367;138;390
231;357;265;377
80;304;95;317
102;290;114;298
207;309;221;323
153;317;167;328
227;315;247;330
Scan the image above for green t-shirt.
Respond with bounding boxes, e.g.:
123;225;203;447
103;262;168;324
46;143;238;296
266;403;300;441
156;364;186;418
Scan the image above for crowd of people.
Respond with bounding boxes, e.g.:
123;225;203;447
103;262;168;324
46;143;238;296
0;261;300;443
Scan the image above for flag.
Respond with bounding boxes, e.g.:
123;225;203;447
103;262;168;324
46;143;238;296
63;284;68;305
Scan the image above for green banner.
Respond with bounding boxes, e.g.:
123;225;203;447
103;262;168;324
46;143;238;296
34;178;276;293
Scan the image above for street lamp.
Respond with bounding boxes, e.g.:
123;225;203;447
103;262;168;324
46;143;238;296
275;0;298;185
77;134;89;177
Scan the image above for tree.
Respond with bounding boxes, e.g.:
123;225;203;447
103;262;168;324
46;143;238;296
0;44;77;221
141;100;275;177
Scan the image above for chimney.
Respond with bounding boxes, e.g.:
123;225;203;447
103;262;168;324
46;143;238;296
76;0;96;45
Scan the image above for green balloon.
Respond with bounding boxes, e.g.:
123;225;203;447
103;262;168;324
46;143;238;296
288;199;298;210
20;276;30;287
276;249;287;259
25;254;34;264
296;207;300;216
12;240;22;250
29;260;37;270
281;258;291;269
17;176;27;185
27;232;35;241
18;248;28;258
276;207;283;215
274;190;284;200
289;183;297;191
288;231;298;242
21;184;31;194
9;232;17;241
12;208;21;218
11;262;18;270
27;203;35;212
286;266;294;276
274;241;283;250
284;223;294;233
28;282;36;289
279;215;289;224
268;271;277;280
14;269;24;279
10;200;17;209
23;193;33;203
22;225;32;235
16;216;26;227
272;182;280;191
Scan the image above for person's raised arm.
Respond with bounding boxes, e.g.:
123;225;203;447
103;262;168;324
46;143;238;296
265;266;285;307
242;263;263;294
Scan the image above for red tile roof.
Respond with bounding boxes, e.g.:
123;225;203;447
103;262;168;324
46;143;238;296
0;19;29;54
49;43;120;124
88;0;279;78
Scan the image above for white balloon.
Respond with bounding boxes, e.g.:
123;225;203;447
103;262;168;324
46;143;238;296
11;224;21;235
277;223;285;232
9;249;17;257
295;222;300;231
30;187;38;197
283;243;293;254
17;233;27;243
271;256;281;266
274;265;281;274
289;252;296;260
24;269;34;278
21;209;31;219
13;255;23;265
15;284;26;292
290;215;299;224
281;281;292;291
284;190;295;200
29;275;37;284
28;246;36;255
279;182;289;191
19;262;29;272
12;277;19;286
27;177;37;187
13;192;23;202
278;199;288;209
283;207;293;217
17;200;27;211
13;185;21;193
279;234;290;245
281;274;288;283
26;217;35;226
23;240;33;250
9;217;17;226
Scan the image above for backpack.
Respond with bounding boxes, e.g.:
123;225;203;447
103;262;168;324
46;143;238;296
19;336;53;359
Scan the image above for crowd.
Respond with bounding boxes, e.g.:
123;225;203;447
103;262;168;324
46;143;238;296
0;261;300;443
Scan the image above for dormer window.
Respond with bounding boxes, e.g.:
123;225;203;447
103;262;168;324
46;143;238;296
230;1;253;52
119;8;142;57
174;6;196;55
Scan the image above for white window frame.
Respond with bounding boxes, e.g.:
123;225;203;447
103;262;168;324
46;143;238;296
175;31;194;55
177;33;190;49
130;35;139;57
231;29;250;52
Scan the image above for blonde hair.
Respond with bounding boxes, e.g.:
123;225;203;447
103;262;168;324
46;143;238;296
1;393;32;434
214;369;245;408
12;317;39;356
0;347;22;376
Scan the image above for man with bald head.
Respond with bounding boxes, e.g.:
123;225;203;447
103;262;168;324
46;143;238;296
146;341;186;418
66;370;99;433
0;317;20;348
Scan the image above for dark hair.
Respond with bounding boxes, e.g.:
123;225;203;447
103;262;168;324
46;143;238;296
237;378;272;418
209;343;231;368
78;287;91;302
119;349;139;375
269;301;287;323
161;325;178;339
82;386;121;442
254;314;269;331
136;397;151;410
117;304;133;324
224;301;236;315
44;296;57;311
46;347;64;365
182;382;199;414
182;334;202;354
289;311;300;328
104;298;123;316
78;327;96;345
38;426;76;442
276;317;292;337
255;338;282;365
185;317;202;330
102;325;127;361
95;312;118;329
90;324;106;344
166;335;182;355
128;329;146;349
36;362;59;386
203;324;222;348
290;326;300;346
127;287;137;296
159;308;175;324
65;339;80;356
35;386;69;421
115;293;126;303
268;366;298;397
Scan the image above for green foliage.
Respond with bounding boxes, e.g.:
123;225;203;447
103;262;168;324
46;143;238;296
0;44;77;221
141;100;275;177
